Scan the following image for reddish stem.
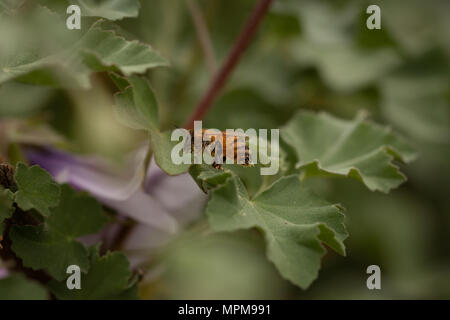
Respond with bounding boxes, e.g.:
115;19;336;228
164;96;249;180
183;0;274;129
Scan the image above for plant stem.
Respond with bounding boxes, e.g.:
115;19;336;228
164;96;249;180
183;0;275;129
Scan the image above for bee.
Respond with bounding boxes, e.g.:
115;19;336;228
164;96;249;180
186;129;253;170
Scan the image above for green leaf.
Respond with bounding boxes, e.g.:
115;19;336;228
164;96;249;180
40;0;140;21
0;10;168;88
112;73;159;130
47;185;109;238
49;249;139;300
189;164;265;197
112;73;190;175
10;225;90;281
281;111;416;193
14;163;61;217
281;1;401;92
75;0;140;20
151;130;191;176
77;21;169;78
10;184;108;281
189;164;233;192
206;174;347;289
0;273;48;300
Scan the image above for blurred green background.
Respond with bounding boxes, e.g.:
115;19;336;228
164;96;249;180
1;0;449;299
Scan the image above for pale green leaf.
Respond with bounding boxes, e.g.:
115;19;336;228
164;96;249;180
111;73;190;175
112;73;159;130
77;21;169;77
0;6;72;85
0;11;168;88
75;0;140;20
290;40;401;92
206;174;347;289
40;0;140;20
281;111;416;193
280;0;401;92
151;130;191;176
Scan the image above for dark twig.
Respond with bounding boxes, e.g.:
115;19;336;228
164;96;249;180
183;0;274;129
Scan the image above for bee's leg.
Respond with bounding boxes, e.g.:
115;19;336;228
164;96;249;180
212;162;223;170
208;140;223;170
244;150;254;167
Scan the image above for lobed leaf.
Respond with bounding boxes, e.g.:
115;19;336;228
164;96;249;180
10;225;90;281
14;163;61;217
47;184;108;238
206;174;347;289
281;111;416;193
77;21;169;77
10;184;107;281
0;10;168;88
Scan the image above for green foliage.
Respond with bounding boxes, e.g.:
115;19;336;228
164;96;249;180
41;0;141;20
14;163;61;217
0;274;48;300
49;248;139;300
281;111;416;192
0;82;53;118
47;185;108;237
112;73;190;175
3;164;137;299
151;131;191;175
10;224;90;281
206;175;347;289
10;184;107;281
0;0;25;15
0;9;167;88
74;0;140;20
1;0;446;300
112;73;160;130
189;165;233;193
77;20;169;78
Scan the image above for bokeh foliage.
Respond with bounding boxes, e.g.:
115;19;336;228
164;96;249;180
0;0;449;299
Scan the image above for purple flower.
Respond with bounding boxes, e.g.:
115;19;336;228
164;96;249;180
26;147;206;237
